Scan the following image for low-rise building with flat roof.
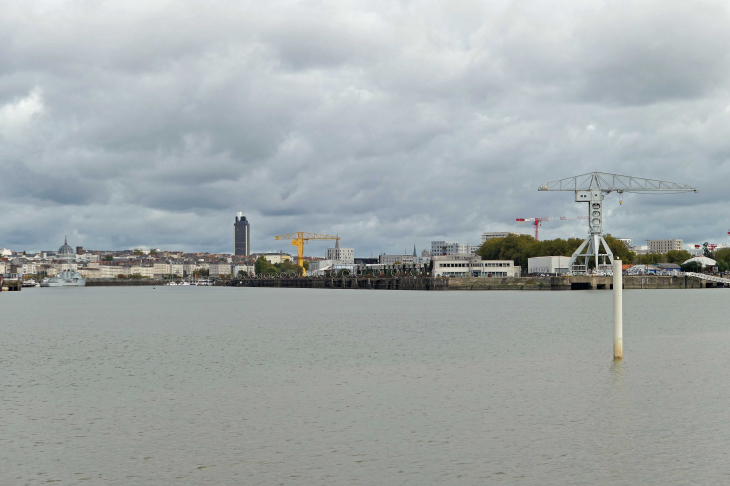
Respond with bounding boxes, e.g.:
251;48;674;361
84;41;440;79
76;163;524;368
528;256;571;275
431;255;518;278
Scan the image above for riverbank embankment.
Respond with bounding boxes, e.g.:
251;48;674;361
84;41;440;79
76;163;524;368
448;275;725;290
66;275;730;290
221;276;448;290
1;277;22;291
86;279;167;287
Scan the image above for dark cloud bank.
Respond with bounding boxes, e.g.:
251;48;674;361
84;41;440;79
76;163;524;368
1;0;729;254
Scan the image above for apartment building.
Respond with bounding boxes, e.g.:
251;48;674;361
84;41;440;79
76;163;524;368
648;239;683;253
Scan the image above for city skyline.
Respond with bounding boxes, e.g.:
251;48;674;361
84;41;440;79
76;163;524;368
2;1;730;254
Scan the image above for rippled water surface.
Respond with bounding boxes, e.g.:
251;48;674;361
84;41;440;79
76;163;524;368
2;286;730;485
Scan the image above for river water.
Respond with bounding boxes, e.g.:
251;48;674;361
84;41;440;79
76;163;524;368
1;286;729;485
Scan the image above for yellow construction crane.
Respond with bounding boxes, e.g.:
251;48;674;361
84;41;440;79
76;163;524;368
274;232;340;276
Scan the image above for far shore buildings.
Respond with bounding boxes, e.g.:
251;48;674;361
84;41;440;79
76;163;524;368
431;241;476;256
647;239;683;254
326;239;354;264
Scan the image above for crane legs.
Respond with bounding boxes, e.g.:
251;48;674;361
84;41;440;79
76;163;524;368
569;234;614;274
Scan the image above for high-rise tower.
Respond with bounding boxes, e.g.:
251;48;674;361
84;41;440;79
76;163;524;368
234;212;250;256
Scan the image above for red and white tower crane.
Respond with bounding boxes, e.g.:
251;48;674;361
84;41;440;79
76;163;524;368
695;244;721;251
516;215;589;241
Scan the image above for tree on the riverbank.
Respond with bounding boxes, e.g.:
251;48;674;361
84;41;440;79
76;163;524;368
680;261;702;272
255;255;278;275
666;249;691;264
713;247;730;273
637;253;665;265
277;260;303;275
715;248;730;263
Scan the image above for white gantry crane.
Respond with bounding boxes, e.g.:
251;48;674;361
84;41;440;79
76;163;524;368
538;172;698;274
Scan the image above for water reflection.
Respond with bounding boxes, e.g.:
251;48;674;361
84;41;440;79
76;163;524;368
610;357;626;388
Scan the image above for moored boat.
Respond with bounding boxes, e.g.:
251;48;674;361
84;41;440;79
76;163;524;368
40;237;86;287
41;269;86;287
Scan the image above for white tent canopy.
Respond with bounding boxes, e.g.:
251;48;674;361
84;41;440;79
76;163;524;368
682;256;716;268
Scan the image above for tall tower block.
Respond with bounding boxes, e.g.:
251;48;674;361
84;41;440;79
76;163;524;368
234;212;250;256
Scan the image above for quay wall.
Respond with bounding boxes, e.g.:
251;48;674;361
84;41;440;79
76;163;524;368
86;279;166;287
221;276;448;290
42;276;728;291
448;277;553;291
448;275;723;290
1;278;22;291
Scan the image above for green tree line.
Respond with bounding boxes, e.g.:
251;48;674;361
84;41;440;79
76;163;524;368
476;234;635;271
711;247;730;273
477;234;730;273
635;249;691;265
253;255;304;276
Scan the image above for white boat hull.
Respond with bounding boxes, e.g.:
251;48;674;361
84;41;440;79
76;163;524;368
40;269;86;287
41;280;86;287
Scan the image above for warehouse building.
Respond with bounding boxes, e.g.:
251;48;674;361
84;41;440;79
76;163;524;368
528;256;572;275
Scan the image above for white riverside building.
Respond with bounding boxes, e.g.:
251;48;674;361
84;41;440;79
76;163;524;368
431;255;519;278
431;241;473;256
326;239;354;264
307;259;357;276
233;264;255;276
648;239;683;253
480;232;522;244
379;254;414;265
528;256;571;275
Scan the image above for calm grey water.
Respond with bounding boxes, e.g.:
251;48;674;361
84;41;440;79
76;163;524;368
2;287;730;485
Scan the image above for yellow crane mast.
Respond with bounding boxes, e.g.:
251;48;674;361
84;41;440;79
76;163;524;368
274;232;340;276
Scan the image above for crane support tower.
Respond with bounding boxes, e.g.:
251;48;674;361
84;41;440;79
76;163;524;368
516;215;589;241
538;172;697;274
274;232;340;277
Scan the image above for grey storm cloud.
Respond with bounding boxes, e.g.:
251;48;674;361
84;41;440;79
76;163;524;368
1;0;730;254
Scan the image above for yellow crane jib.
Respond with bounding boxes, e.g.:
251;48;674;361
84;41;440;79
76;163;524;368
274;232;340;276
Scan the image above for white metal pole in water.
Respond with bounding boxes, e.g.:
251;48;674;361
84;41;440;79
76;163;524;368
613;258;623;359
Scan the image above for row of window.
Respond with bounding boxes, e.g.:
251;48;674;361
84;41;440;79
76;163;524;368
438;262;510;268
440;271;509;277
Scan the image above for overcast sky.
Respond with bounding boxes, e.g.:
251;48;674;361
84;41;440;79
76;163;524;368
1;0;729;255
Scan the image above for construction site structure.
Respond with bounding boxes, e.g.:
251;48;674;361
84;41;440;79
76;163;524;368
694;243;728;252
538;172;697;274
516;215;589;241
274;232;340;276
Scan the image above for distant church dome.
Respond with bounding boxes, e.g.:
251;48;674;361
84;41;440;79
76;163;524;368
58;236;74;256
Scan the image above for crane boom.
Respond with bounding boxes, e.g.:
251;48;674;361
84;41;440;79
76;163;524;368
516;215;589;240
539;172;698;193
274;232;340;276
517;216;590;222
538;171;697;274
